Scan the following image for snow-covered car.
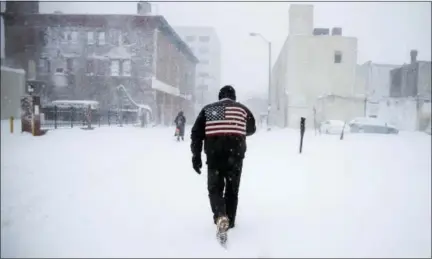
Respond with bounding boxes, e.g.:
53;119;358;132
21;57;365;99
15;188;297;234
348;117;399;134
319;120;350;135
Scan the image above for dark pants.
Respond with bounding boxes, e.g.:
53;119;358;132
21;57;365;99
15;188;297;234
207;157;243;227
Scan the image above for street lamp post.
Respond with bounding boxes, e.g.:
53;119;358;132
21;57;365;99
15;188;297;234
249;32;272;131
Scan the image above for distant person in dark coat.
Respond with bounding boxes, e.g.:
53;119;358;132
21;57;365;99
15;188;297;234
190;85;256;234
174;111;186;141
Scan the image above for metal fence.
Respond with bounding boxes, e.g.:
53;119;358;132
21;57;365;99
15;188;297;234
40;106;143;129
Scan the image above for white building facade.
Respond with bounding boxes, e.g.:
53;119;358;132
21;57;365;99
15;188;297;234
174;26;221;108
271;4;359;128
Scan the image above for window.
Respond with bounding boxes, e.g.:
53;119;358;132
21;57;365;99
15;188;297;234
63;31;78;42
122;60;131;76
54;60;67;74
200;59;209;65
88;31;95;44
97;60;109;76
63;31;70;41
71;31;78;43
199;36;210;42
118;33;123;46
58;30;66;42
66;58;74;72
185;35;195;42
122;32;131;45
86;60;95;74
334;51;342;63
98;32;106;45
110;60;120;76
199;47;209;54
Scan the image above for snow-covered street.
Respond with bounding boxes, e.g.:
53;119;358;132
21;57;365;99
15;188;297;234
1;122;431;258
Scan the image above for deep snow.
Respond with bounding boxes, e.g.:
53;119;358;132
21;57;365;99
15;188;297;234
1;122;431;258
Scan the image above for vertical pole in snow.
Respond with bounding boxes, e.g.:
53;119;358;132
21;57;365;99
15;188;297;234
10;116;14;133
300;117;306;154
87;105;92;129
340;121;346;140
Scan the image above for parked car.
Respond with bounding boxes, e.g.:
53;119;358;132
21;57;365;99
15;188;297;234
348;117;399;134
319;120;350;135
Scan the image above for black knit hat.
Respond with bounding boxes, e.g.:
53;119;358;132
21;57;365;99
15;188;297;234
218;85;236;101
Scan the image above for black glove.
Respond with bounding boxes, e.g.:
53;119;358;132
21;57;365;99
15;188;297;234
192;155;202;174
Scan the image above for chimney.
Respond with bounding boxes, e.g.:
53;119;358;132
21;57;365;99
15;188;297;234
331;27;342;36
410;49;418;64
137;1;152;15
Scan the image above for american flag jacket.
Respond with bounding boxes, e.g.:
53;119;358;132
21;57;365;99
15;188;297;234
190;98;256;159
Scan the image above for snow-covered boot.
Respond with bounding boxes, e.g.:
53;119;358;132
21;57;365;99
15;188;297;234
216;216;229;246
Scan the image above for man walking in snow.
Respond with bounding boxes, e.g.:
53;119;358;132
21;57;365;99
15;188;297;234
190;85;256;237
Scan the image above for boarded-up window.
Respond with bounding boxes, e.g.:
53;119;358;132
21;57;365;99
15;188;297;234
334;51;342;63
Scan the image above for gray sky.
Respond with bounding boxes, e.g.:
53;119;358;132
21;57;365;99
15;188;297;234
39;1;431;101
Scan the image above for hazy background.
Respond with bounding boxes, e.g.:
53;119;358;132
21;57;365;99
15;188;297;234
38;0;431;101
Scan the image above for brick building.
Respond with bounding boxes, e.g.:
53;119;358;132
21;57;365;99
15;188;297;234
3;2;198;125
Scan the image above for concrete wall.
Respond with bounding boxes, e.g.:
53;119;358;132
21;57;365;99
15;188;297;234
1;66;26;120
315;96;364;124
271;34;358;128
290;35;358;97
271;4;358;128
